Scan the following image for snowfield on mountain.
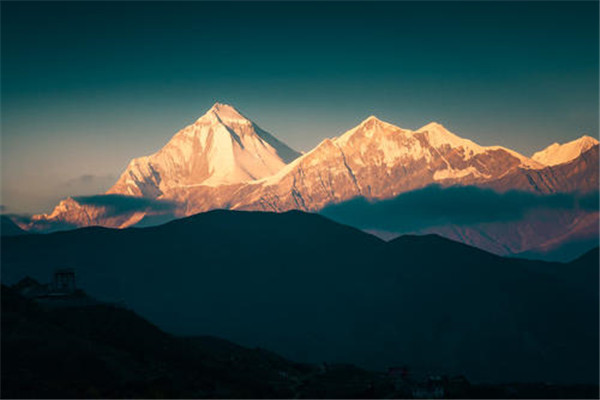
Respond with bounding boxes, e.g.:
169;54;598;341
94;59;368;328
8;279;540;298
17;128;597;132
19;103;599;260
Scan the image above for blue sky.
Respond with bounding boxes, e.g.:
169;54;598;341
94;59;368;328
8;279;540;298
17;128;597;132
1;1;598;213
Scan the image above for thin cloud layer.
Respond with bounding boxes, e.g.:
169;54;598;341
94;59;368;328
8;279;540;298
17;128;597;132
65;174;116;188
73;194;178;217
3;195;179;233
320;185;599;232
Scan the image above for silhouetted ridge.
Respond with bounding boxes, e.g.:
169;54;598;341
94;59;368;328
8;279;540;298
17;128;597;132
570;246;599;264
1;209;598;384
1;285;333;398
152;209;385;248
1;216;26;236
388;233;503;260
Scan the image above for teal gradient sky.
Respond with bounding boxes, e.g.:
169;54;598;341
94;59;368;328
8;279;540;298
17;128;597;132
1;1;598;214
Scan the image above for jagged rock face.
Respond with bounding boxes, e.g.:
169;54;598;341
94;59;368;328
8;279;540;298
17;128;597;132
107;103;300;198
210;118;546;212
27;104;599;257
484;146;599;194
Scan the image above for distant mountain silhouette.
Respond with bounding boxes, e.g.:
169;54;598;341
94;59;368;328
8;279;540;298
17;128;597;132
1;215;26;236
1;210;598;384
319;184;599;262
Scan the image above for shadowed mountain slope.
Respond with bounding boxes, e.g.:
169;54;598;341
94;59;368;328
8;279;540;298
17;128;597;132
19;107;598;262
1;284;394;399
1;210;597;384
1;215;27;236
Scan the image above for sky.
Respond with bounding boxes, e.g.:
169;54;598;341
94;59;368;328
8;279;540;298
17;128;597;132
1;1;598;214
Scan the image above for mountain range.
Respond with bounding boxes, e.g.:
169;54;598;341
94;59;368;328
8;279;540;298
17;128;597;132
14;103;599;260
2;210;598;384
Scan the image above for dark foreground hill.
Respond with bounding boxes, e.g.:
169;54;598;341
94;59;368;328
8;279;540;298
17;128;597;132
3;285;598;399
1;284;391;398
1;210;598;384
0;215;26;236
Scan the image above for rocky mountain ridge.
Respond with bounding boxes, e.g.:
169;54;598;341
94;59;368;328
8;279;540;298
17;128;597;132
16;103;599;259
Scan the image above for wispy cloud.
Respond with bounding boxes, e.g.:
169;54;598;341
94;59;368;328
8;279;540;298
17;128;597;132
72;194;177;218
320;185;599;232
63;174;116;190
2;195;178;233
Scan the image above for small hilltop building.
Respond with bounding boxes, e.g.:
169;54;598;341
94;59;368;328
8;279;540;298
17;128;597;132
52;268;76;295
12;268;91;305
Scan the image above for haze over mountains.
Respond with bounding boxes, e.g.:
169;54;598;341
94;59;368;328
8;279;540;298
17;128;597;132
14;103;599;260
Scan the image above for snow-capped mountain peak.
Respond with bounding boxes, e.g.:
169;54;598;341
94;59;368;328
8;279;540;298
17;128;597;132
414;122;544;169
358;115;405;130
197;102;251;126
415;122;484;155
336;115;411;145
532;135;599;166
28;108;597;237
106;103;300;196
418;121;446;131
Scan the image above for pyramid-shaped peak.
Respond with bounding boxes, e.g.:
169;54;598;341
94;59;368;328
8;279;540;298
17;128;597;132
210;102;243;117
360;115;386;126
364;115;381;123
197;102;250;125
355;115;404;131
335;115;408;145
